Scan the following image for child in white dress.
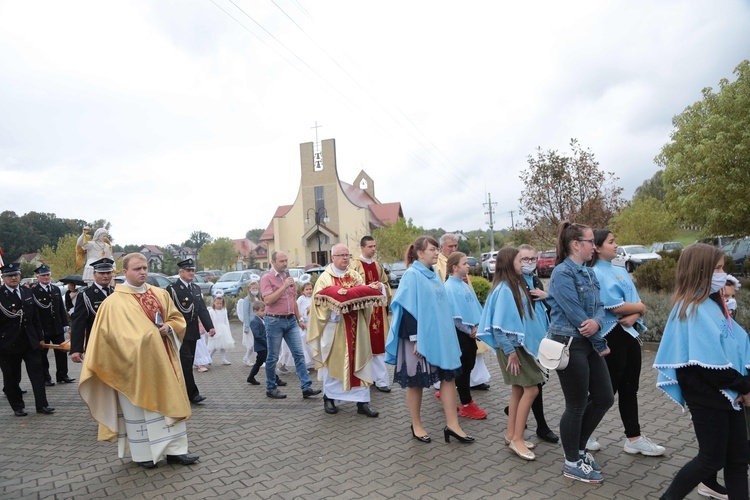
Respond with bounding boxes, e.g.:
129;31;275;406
241;278;262;366
207;294;235;365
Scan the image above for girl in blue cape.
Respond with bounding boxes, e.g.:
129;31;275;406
477;247;545;461
587;229;665;457
654;243;750;500
443;252;487;420
385;236;473;444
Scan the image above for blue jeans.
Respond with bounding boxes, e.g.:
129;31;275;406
264;316;312;392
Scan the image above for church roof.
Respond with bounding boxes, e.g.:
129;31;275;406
368;202;403;228
260;205;293;241
339;180;376;208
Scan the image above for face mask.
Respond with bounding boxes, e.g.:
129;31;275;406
522;263;536;275
726;298;737;311
250;290;259;296
710;273;727;294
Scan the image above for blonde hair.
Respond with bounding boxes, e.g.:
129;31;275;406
672;243;724;320
123;252;147;270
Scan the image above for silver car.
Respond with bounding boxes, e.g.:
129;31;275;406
169;274;214;296
613;245;662;273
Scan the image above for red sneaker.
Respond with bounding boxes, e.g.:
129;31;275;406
459;401;487;420
435;391;440;400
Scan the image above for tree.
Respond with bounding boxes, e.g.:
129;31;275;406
609;197;678;245
518;139;625;246
633;170;665;202
160;252;180;276
199;237;236;270
182;231;212;250
37;233;79;278
245;228;264;242
657;60;750;236
372;218;423;264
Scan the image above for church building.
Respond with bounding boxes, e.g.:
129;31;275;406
260;138;403;268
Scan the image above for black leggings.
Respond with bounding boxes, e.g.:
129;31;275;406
603;325;642;437
455;331;478;405
554;335;614;462
661;407;748;499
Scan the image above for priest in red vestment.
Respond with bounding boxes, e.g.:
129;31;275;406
349;236;392;392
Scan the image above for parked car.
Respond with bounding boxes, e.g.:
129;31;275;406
722;237;750;271
388;261;407;288
196;270;224;282
212;270;258;296
697;235;736;248
650;241;685;253
466;256;481;275
536;249;556;278
288;267;307;282
482;251;499;280
114;272;173;289
612;245;662;272
305;266;327;280
168;274;214;296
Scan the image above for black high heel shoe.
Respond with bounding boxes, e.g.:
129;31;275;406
444;426;475;443
411;425;431;443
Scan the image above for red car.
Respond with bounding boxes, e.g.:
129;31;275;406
536;250;556;278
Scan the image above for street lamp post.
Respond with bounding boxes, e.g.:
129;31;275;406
305;207;329;264
476;236;483;254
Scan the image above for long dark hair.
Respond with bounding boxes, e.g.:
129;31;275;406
405;236;439;268
555;220;591;266
492;247;534;319
588;229;612;267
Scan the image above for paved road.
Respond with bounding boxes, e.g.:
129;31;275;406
0;321;711;499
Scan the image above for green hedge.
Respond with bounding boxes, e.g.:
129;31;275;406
469;275;491;305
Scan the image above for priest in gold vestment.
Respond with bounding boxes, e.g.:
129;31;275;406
79;253;198;469
349;236;392;392
307;244;382;417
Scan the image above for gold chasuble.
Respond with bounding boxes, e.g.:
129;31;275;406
307;267;375;391
349;258;391;355
79;284;189;442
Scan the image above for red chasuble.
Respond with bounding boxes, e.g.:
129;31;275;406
359;260;386;354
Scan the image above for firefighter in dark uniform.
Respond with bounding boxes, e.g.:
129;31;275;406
166;258;214;404
31;265;74;386
0;263;54;416
69;258;115;364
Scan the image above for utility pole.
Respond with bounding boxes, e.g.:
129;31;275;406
509;210;515;231
483;193;497;252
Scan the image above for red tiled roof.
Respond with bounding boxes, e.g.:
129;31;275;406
140;245;163;255
259;205;293;241
368;202;403;228
339;181;376;208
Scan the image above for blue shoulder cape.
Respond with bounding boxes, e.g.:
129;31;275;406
385;261;461;370
477;281;546;358
653;299;750;410
592;260;646;338
444;276;483;327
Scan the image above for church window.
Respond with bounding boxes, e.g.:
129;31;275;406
315;186;325;212
359;178;368;190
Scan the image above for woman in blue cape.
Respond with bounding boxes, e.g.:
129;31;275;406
477;247;545;461
443;251;487;420
385;236;472;444
587;229;665;457
654;243;750;500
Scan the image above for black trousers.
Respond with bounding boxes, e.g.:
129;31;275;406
179;338;200;401
661;407;749;500
455;331;478;405
554;335;615;462
603;325;642;437
41;332;69;382
248;350;267;381
0;348;49;411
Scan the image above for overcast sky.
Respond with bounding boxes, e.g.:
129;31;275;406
1;1;748;247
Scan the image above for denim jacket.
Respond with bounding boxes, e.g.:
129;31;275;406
547;257;607;353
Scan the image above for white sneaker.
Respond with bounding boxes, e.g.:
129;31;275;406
586;437;601;451
623;435;665;456
697;482;728;500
